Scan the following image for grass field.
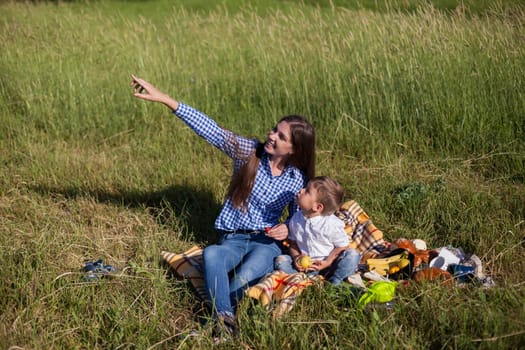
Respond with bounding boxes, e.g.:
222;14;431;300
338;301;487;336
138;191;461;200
1;0;524;348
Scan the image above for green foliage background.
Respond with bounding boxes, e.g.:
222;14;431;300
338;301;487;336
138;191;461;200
1;0;524;349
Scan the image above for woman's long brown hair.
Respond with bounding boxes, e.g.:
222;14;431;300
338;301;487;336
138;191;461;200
227;115;315;209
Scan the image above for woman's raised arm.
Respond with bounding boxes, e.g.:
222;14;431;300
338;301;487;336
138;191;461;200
130;74;179;111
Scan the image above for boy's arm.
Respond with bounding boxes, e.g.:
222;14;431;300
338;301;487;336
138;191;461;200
311;246;347;271
288;240;301;259
287;240;307;271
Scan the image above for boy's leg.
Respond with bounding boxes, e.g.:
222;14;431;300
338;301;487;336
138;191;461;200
274;254;299;274
327;248;361;285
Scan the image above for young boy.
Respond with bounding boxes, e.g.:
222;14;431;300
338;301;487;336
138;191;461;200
274;176;361;285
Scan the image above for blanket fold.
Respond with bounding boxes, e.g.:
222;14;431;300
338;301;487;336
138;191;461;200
246;271;324;318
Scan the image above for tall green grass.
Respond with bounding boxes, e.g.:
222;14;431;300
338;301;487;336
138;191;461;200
1;1;524;349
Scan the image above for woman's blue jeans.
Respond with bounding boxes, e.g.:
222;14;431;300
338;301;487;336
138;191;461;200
274;248;361;285
203;232;281;318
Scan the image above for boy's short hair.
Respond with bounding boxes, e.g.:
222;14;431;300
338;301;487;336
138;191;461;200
308;176;344;215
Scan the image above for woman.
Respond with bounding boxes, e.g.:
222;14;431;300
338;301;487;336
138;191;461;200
130;75;315;335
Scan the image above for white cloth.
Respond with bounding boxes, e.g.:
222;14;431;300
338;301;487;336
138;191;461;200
288;211;349;260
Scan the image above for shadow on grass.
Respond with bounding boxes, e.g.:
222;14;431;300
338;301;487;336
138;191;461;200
30;183;222;245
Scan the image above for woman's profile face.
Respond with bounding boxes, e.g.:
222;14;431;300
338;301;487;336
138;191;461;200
264;121;294;159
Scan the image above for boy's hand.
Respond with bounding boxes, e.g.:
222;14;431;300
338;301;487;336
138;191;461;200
308;260;330;271
293;254;307;272
294;261;305;272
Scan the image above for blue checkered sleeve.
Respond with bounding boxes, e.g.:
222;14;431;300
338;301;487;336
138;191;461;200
173;102;258;163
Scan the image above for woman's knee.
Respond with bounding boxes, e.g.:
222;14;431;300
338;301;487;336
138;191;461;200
203;244;224;265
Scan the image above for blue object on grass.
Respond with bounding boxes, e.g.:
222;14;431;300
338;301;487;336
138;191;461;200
448;264;475;282
82;259;116;281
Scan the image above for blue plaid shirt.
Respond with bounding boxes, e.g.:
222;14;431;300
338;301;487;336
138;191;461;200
174;102;306;231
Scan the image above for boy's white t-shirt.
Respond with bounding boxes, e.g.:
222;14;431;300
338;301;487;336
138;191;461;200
288;211;349;260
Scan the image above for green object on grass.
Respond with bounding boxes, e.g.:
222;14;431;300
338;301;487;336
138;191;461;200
358;281;397;308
